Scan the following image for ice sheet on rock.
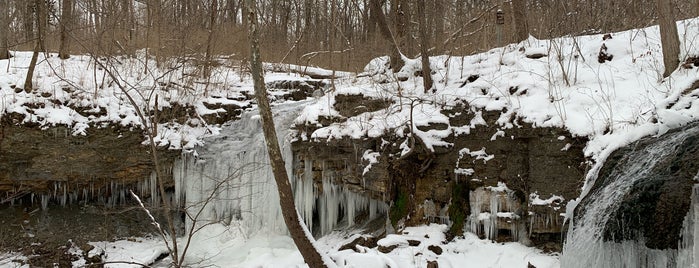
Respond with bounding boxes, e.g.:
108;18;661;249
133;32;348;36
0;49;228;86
174;100;387;239
562;125;699;268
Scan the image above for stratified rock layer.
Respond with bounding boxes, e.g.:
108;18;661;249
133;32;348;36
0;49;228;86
292;94;588;247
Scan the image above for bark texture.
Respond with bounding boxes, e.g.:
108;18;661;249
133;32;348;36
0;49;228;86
416;0;433;93
512;0;529;41
370;0;404;71
59;0;74;59
24;0;47;92
244;1;328;267
656;0;680;78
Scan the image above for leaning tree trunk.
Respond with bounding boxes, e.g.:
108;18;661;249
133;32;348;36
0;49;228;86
25;0;47;92
416;0;433;93
370;0;404;72
657;0;680;78
244;1;328;267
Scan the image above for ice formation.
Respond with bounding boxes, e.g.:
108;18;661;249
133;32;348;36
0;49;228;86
561;126;699;268
4;175;159;210
294;162;388;235
467;184;522;241
174;100;387;237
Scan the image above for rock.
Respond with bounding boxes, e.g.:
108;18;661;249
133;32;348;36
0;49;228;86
333;94;392;118
261;79;327;101
291;100;588;249
378;244;398;253
528;262;537;268
598;43;613;63
428;245;443;255
0;124;179;198
526;53;547;59
682;57;699;69
580;122;699;250
407;240;421;246
427;260;439;268
338;236;378;252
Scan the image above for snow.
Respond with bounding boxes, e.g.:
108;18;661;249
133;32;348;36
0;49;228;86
59;224;558;268
362;150;381;176
0;51;314;150
3;13;699;268
88;238;169;268
530;193;565;207
459;148;495;164
294;19;699;171
0;252;28;268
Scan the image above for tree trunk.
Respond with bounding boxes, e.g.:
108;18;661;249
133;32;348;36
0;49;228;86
59;0;74;59
24;2;34;43
25;0;47;92
369;0;403;71
37;0;47;52
244;1;328;267
393;0;407;56
203;0;218;79
416;0;433;93
656;0;680;78
0;0;9;59
433;0;444;47
24;41;40;92
512;0;529;42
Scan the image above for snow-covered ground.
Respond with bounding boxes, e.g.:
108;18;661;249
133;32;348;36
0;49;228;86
2;14;699;268
63;224;556;268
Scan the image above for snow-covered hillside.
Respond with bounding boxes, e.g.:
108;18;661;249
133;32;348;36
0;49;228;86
3;16;699;268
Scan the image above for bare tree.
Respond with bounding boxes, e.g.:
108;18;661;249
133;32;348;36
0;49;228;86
245;0;328;267
657;0;680;78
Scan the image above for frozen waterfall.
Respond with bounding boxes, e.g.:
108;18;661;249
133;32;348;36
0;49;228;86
173;100;386;237
561;125;699;268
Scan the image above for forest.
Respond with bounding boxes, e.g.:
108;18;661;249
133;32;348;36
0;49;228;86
2;0;699;267
1;0;697;72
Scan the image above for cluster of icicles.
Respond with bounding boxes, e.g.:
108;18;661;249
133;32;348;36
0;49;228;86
4;174;161;209
172;102;387;237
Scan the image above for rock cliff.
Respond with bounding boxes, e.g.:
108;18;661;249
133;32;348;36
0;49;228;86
292;93;588;249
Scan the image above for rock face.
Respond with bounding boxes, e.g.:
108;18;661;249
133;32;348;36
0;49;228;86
0;93;250;206
582;123;699;250
292;94;588;248
0;123;179;205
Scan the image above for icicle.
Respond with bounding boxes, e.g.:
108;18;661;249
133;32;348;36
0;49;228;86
61;185;67;206
469;189;484;236
488;192;500;239
171;101;388;238
467;185;520;240
41;194;48;210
